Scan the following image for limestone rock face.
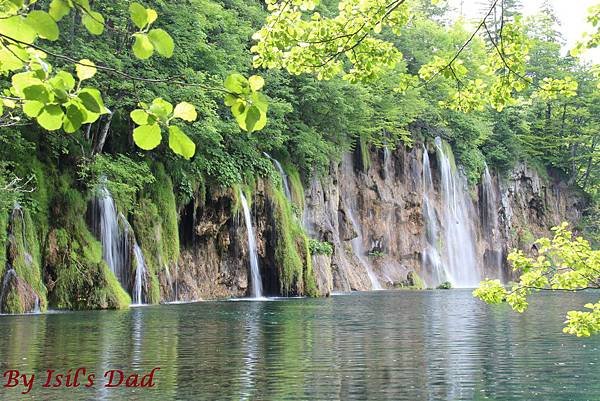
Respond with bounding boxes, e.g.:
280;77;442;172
173;145;586;299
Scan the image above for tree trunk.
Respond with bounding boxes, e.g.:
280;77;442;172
92;111;113;155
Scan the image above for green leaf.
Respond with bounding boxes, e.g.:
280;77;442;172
82;11;104;35
173;102;197;121
132;34;154;59
224;94;240;107
129;2;148;29
248;75;265;91
49;0;71;21
149;98;173;120
23;84;50;103
62;102;84;133
148;29;174;58
253;109;267;131
76;59;97;81
53;87;68;102
0;16;37;44
52;71;76;91
22;101;44;118
11;72;41;97
73;0;91;12
0;45;27;73
251;92;269;113
78;88;104;113
245;105;261;132
232;102;247;130
146;9;158;25
168;126;196;159
37;104;64;130
224;73;249;94
130;109;150;125
133;124;162;150
26;10;59;41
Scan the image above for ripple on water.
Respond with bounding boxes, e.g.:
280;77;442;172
0;289;598;401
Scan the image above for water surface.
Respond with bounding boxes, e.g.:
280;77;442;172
0;290;598;400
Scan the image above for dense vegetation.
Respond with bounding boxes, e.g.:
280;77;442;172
0;0;598;329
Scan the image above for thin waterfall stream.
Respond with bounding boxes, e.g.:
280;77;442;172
239;190;264;298
264;153;292;202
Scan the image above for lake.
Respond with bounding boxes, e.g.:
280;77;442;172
0;290;599;400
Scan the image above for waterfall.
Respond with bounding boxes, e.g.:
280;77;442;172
264;153;292;202
481;164;499;239
421;147;447;286
96;185;129;289
33;295;40;314
340;153;382;290
383;146;392;180
346;206;383;290
239;190;263;298
132;244;147;305
434;137;481;287
481;163;503;279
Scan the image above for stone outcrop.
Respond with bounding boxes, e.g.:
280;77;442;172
174;143;586;298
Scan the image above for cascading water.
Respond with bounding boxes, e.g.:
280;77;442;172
264;153;292;202
239;190;263;298
421;147;447;286
96;185;129;289
340;154;382;290
346;206;383;290
481;164;499;240
132;244;147;305
434;137;481;287
383;146;392;181
481;163;503;279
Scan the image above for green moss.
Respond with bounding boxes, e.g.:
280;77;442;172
132;199;163;304
4;286;24;314
146;163;180;265
268;182;318;297
29;158;50;235
45;175;130;310
283;163;305;211
395;271;427;290
9;209;47;311
0;208;7;277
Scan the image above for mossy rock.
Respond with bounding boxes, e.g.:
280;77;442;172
43;178;131;310
0;270;39;314
394;271;427;290
267;181;318;297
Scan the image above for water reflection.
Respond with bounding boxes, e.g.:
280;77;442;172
0;291;599;400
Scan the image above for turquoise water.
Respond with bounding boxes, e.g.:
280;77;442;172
0;290;599;400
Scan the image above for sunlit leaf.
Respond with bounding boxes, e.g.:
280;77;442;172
168;125;196;159
148;29;174;58
173;102;197;121
133;123;162;150
49;0;71;21
132;34;154;59
26;10;59;41
82;11;104;35
37;104;64;130
129;2;148;29
76;59;97;81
